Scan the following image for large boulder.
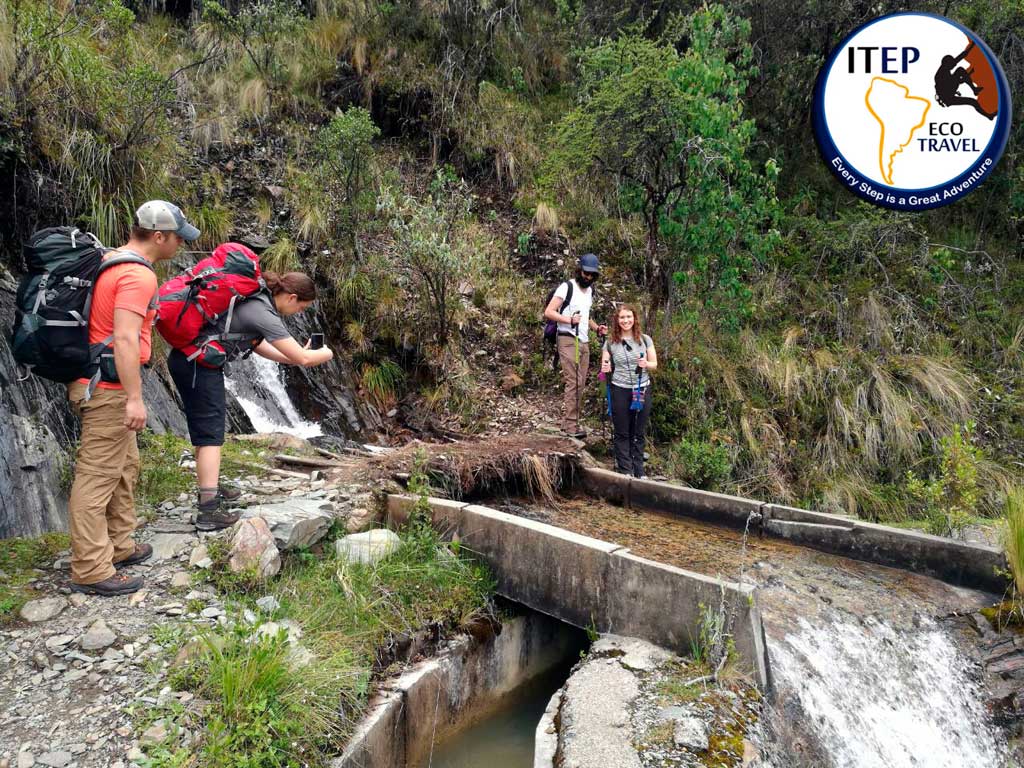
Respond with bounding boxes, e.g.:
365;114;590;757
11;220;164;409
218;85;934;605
335;529;401;566
227;518;281;580
240;499;332;550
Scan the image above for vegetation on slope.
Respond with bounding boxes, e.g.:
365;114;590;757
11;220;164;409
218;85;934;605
2;0;1022;528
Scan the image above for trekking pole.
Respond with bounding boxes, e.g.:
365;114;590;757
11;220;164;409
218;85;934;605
597;330;608;443
573;313;582;438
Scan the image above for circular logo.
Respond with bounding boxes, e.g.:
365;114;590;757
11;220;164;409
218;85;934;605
813;12;1012;211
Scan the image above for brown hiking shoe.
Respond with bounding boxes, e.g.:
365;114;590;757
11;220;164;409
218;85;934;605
218;484;243;502
113;542;153;570
195;498;240;531
70;572;144;597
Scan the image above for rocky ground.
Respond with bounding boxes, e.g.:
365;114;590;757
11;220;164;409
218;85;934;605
0;458;381;768
548;635;761;768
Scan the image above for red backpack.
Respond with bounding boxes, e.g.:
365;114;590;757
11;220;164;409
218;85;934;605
156;242;264;367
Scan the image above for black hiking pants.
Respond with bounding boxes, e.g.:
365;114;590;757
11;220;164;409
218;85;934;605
610;383;652;478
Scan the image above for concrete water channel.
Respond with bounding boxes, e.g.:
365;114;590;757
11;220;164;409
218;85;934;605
343;467;1011;767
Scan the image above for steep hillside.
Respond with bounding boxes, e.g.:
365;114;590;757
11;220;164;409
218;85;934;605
1;0;1022;537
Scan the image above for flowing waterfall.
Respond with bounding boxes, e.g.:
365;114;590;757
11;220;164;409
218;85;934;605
766;616;1007;768
224;355;321;438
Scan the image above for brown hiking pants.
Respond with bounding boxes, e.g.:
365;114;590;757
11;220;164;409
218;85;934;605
557;334;590;433
67;382;140;585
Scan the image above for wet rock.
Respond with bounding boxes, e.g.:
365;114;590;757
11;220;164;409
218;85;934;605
335;529;401;566
79;618;117;650
240;499;332;550
673;717;709;752
19;597;67;623
227;518;281;579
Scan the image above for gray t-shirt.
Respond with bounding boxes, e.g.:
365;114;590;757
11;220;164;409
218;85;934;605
211;293;291;361
604;334;653;389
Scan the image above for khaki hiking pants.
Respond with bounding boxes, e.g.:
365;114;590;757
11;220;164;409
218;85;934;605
67;382;141;585
557;335;589;434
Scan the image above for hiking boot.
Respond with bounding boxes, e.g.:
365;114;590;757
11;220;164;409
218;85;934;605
218;484;242;502
195;497;241;531
113;542;153;570
70;572;144;597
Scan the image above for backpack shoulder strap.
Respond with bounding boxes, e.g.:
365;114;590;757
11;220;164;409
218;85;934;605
560;280;574;311
97;250;155;274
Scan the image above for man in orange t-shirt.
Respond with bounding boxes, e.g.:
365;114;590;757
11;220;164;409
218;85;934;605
67;201;200;597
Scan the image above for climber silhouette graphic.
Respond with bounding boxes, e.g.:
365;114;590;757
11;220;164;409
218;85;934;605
934;40;997;120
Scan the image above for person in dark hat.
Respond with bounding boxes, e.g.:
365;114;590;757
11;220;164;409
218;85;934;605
543;253;607;438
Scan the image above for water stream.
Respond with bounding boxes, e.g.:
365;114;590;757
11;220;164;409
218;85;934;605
224;354;321;438
413;664;571;768
500;495;1010;768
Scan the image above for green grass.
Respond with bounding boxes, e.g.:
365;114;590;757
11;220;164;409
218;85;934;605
137;431;193;508
0;532;72;623
1003;487;1024;597
155;514;495;766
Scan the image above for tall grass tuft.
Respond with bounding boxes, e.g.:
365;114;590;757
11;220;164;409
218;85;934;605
1004;488;1024;597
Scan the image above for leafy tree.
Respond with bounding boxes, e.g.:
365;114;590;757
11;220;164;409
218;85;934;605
376;170;476;348
547;5;780;331
316;106;381;253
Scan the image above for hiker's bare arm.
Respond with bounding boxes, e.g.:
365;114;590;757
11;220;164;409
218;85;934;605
544;294;573;324
253;340;291;364
601;348;612;373
639;341;658;371
269;336;333;367
112;308;146;430
590;319;608;334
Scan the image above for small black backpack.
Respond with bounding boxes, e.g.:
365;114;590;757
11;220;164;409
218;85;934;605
11;227;152;385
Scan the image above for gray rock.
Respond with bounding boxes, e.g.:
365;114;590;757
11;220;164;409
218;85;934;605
79;618;117;650
17;753;35;768
240;499;332;550
149;533;196;563
34;753;72;768
228;518;281;580
169;572;191;589
189;544;212;569
559;656;642;768
45;634;75;651
256;595;280;613
592;635;674;672
335;529;401;566
19;597;67;623
673;717;709;752
68;593;88;608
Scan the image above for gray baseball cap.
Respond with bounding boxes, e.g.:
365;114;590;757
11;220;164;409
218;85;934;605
135;200;200;241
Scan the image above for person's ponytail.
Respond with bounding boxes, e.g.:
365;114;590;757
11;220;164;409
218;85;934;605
263;271;316;301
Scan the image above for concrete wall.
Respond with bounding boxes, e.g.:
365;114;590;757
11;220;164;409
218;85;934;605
332;611;581;768
580;467;1008;594
387;494;771;690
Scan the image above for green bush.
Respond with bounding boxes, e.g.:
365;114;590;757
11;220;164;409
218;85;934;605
905;423;981;538
665;438;733;491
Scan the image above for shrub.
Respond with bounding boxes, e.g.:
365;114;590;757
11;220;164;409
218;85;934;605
375;170;477;347
905;423;981;538
665;438;733;491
